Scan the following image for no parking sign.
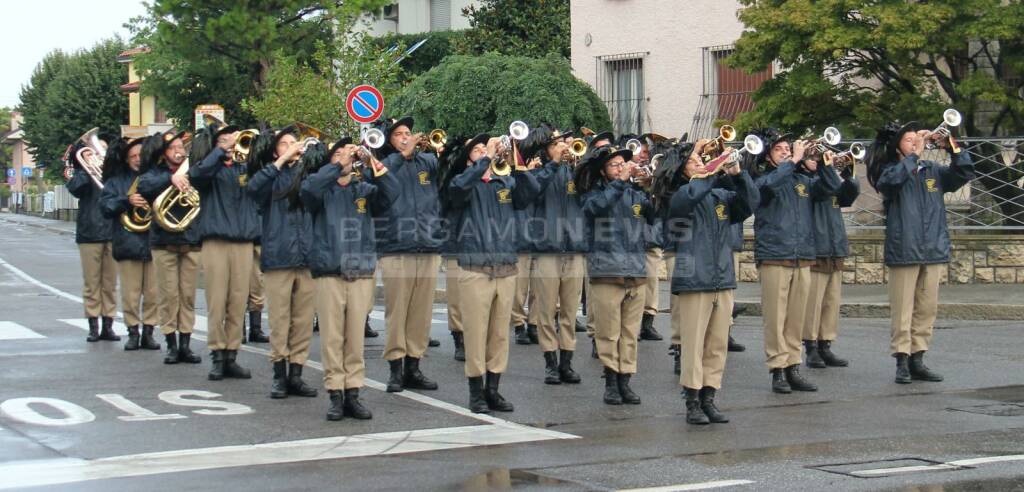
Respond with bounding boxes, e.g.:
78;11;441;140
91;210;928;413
345;85;385;124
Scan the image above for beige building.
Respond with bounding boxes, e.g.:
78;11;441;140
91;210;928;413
362;0;479;35
571;0;769;138
3;112;37;193
117;47;172;138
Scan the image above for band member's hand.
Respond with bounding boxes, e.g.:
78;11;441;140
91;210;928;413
129;194;147;207
527;156;542;169
822;150;835;165
171;174;191;193
913;131;928;155
217;132;238;152
485;137;502;159
693;138;711;161
791;140;808;163
725;160;741;176
621;161;637;181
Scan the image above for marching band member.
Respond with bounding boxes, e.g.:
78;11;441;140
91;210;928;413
245;245;270;343
66;135;119;343
525;124;585;385
137;130;203;365
189;120;261;381
439;140;468;361
302;138;396;421
247;127;318;399
667;142;759;425
376;116;443;393
627;135;665;342
99;136;160;351
449;134;540;412
583;130;614;358
867;121;974;384
577;145;653;405
652;142;693;376
802;151;860;368
751;128;840;394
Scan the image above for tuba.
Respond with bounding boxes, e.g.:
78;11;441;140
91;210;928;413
74;128;108;189
120;176;152;233
699;125;736;163
152;134;199;233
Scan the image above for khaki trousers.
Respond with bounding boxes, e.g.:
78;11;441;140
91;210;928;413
803;270;842;341
889;264;942;355
202;239;253;351
248;245;265;312
511;254;533;327
676;290;733;390
265;268;316;364
316;277;374;390
665;253;682;345
118;259;158;327
759;264;811;369
643;248;663;315
78;242;118;318
531;254;585;352
585;279;596;336
591;282;644;374
382;254;440;361
152;249;200;335
445;258;463;333
459;269;515;377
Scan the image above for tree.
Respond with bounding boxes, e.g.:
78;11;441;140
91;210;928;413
127;0;391;126
729;0;1024;227
454;0;570;59
0;106;13;172
368;30;464;82
18;39;129;182
390;53;611;136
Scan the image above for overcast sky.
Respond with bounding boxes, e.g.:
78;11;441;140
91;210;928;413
2;0;148;108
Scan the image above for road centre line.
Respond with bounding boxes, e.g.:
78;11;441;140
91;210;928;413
617;480;756;491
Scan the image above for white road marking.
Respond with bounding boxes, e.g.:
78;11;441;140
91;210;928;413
949;454;1024;467
617;480;756;491
0;321;45;340
58;319;129;337
850;454;1024;477
367;310;446;324
0;424;568;490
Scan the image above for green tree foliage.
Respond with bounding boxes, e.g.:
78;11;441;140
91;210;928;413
368;30;463;81
454;0;570;59
127;0;391;126
0;106;14;172
17;39;128;182
390;53;611;136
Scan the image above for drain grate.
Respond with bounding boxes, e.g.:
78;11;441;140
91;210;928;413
811;457;966;478
948;402;1024;417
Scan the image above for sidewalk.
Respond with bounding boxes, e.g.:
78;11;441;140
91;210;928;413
0;211;75;235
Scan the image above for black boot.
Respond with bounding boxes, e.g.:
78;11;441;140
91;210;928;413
514;325;531;345
428;337;440;347
804;340;826;368
177;333;202;363
543;351;561;385
639;313;663;341
591;337;598;359
270;360;288;399
894;353;911;384
618;373;641;404
208;350;225;381
484;372;514;412
558;350;581;384
468;376;489;413
575;316;586;332
364;317;379;338
784;364;817;392
343;388;372;419
248;311;269;343
386;359;404;392
771;368;791;394
669;344;682;375
818;340;848;367
402;356;438;390
288;363;318;396
86;317;100;342
99;316;121;341
909;351;944;382
124;325;140;351
603;367;623;405
223;350;252;379
526;323;539;344
313;316;319;333
732;304;747;318
326;390;344;421
683;388;709;425
727;335;746;352
452;331;465;362
699;387;729;423
163;334;179;364
140;325;161;350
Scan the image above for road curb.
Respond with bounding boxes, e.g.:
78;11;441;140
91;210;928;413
730;300;1024;321
0;216;75;237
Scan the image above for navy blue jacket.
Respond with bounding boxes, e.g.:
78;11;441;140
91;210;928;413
876;151;974;266
301;164;398;279
530;162;589;254
582;179;654;279
66;170;112;244
375;151;443;254
136;164;201;247
449;158;540;269
669;172;759;293
247;163;312;271
189;148;261;243
99;171;152;261
753;161;841;261
812;174;859;259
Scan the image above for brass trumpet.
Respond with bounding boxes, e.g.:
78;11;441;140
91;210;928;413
120;176;152;233
693;134;765;179
700;125;737;163
493;121;529;176
805;127;842;158
925;108;962;150
828;142;866;176
233;129;260;163
417;129;447;153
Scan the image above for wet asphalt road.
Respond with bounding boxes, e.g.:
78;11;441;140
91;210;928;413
1;217;1023;491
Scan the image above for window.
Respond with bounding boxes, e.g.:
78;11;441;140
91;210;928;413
689;45;772;139
430;0;451;32
596;53;646;136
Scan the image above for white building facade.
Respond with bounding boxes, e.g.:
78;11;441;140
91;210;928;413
362;0;480;35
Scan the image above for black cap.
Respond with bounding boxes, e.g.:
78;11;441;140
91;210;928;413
158;129;189;153
458;133;490;165
386;116;415;139
327;137;355;158
590;131;614;149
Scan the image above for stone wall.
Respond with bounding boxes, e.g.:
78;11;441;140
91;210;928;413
734;233;1024;284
